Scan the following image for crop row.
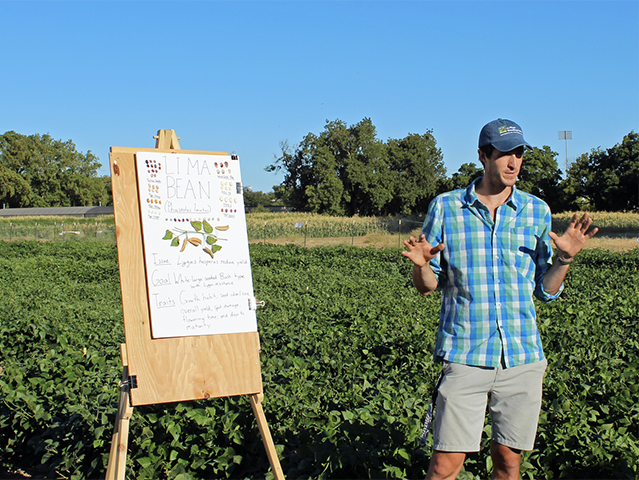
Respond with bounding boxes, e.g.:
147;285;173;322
1;211;637;242
0;216;116;242
0;242;637;479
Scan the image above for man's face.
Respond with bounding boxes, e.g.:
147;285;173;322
481;146;524;188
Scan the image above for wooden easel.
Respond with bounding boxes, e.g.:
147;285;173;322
105;130;284;480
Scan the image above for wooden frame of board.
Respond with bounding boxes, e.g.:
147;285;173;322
105;130;283;480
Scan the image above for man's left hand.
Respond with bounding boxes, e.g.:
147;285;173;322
548;212;599;260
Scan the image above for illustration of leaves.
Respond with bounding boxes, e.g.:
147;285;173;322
203;220;213;234
170;237;180;247
206;236;218;245
162;230;173;240
191;221;203;232
210;245;222;254
215;225;230;231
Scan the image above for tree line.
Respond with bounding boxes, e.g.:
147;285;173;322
266;118;638;215
0;131;111;209
2;123;637;214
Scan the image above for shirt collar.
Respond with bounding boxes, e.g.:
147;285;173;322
463;177;523;211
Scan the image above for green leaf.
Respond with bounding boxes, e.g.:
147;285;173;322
206;235;218;245
191;220;202;232
162;230;173;240
210;245;222;253
203;220;213;234
171;237;180;247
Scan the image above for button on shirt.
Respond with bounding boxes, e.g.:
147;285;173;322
421;179;562;369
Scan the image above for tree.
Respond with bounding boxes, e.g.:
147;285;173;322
267;118;447;216
0;131;111;208
517;146;564;211
386;132;446;215
563;131;638;212
449;162;483;190
243;189;279;209
0;165;32;208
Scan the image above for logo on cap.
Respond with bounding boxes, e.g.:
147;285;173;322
498;126;523;137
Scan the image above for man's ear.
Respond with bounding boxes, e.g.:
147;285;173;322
477;148;486;167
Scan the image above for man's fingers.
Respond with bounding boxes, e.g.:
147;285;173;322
585;227;599;239
569;213;580;227
583;217;594;232
431;243;445;254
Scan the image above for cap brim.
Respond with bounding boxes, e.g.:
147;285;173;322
491;139;532;152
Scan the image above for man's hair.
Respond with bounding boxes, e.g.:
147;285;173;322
479;144;494;158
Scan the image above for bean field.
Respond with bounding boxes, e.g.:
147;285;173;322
0;241;637;479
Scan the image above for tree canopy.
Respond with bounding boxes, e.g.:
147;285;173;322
269;120;637;215
267;118;447;216
563;131;638;212
3;126;635;214
0;131;111;208
445;162;483;191
517;146;564;212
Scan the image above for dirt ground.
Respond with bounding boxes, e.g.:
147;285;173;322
251;234;639;252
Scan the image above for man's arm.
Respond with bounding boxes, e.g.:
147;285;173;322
402;234;445;296
543;212;598;295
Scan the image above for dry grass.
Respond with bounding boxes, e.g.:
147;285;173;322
251;231;638;252
578;236;638;253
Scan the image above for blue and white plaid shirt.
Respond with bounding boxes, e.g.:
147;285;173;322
421;178;562;368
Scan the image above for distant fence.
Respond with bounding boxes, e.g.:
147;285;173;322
246;216;425;248
0;206;116;242
0;206;114;218
0;221;116;243
0;209;425;246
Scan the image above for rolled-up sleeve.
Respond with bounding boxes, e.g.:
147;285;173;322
534;208;564;303
421;198;447;288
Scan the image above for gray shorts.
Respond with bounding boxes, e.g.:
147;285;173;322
432;359;547;452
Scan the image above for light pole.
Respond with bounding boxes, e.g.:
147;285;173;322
558;130;572;172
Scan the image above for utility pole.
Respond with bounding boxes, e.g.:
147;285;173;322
558;130;572;172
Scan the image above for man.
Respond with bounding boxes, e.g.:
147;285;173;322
402;119;598;480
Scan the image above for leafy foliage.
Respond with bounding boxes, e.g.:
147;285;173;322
0;131;111;208
563;131;638;212
517;146;564;212
0;242;637;479
267;118;447;216
243;189;282;209
444;162;483;191
0;242;123;478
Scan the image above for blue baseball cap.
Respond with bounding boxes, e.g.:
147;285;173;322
478;118;532;152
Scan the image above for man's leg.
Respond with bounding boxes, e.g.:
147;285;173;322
425;451;466;480
429;362;495;479
488;359;547;479
490;440;521;480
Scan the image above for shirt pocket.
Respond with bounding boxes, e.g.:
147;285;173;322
504;226;538;273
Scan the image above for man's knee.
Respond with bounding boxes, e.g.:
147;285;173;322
426;451;466;480
490;441;521;478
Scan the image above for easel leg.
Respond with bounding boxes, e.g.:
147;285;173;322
106;366;134;480
250;393;285;480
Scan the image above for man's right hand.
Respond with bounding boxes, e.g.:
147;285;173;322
402;234;445;267
402;234;445;296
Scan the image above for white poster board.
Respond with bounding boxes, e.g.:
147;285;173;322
135;151;257;339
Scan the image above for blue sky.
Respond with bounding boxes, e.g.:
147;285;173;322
2;0;637;192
